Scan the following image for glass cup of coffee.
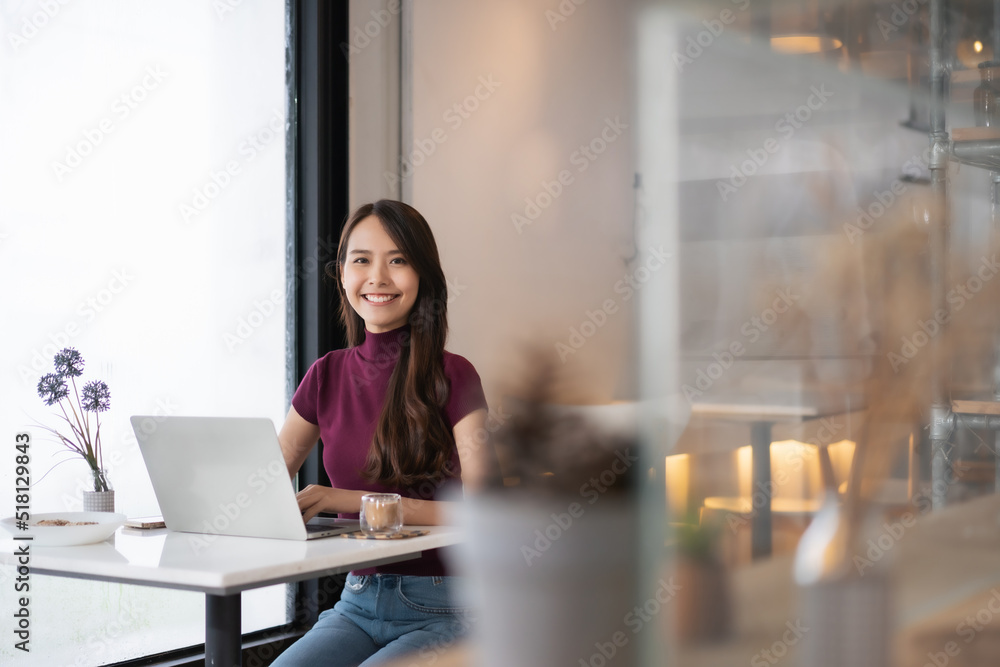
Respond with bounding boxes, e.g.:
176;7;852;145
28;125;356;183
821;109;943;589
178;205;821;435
360;493;403;536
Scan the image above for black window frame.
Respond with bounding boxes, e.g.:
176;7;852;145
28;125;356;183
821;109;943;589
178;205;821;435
287;0;351;636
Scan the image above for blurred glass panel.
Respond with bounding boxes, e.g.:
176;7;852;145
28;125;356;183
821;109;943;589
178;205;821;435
641;2;1000;666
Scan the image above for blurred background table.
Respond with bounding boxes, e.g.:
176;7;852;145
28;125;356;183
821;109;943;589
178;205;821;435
388;492;1000;667
676;490;1000;666
690;389;863;560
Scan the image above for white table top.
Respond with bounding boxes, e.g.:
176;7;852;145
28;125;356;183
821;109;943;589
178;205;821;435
0;525;463;596
691;390;865;423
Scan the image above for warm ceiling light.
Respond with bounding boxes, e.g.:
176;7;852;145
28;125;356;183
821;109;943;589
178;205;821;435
664;453;690;519
735;440;856;500
771;34;843;55
958;38;993;68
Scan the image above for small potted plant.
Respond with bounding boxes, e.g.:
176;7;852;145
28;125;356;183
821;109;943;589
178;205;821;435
672;514;731;645
35;347;114;511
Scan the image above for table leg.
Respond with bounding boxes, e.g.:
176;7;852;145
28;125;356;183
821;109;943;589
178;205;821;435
930;404;952;511
995;431;1000;496
206;593;242;667
751;421;772;560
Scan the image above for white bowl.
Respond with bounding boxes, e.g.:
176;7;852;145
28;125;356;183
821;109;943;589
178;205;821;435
0;512;127;546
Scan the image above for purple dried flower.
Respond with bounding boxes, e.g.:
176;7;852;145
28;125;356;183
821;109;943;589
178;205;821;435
54;347;85;377
37;373;69;406
81;380;111;412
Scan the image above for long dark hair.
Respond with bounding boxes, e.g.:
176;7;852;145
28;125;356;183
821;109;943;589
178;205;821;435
328;200;454;487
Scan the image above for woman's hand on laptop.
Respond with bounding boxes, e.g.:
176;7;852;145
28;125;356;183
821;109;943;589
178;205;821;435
296;485;452;525
296;485;365;523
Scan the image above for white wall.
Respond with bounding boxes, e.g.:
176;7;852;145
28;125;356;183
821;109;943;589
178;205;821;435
405;1;639;405
349;0;401;206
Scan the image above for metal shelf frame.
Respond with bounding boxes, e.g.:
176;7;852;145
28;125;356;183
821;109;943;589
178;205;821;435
927;0;1000;508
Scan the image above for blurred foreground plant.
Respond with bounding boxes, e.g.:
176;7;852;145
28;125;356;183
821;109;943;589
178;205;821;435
486;349;636;497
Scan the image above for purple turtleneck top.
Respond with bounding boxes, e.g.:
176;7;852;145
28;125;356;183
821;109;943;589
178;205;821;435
291;325;487;576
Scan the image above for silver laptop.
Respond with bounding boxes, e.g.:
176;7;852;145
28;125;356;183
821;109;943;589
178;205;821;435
130;415;359;540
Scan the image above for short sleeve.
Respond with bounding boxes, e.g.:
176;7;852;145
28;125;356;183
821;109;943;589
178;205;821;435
291;359;321;425
444;353;488;426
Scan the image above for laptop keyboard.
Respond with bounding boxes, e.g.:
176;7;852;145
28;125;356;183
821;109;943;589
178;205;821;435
304;519;360;535
305;522;333;534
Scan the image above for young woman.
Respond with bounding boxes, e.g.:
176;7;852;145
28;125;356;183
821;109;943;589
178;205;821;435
272;200;489;666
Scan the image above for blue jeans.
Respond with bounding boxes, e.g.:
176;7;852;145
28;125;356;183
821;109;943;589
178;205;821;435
272;574;472;667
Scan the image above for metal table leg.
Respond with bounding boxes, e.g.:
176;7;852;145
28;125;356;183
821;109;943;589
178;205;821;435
995;431;1000;496
751;421;772;560
930;404;952;510
206;593;242;667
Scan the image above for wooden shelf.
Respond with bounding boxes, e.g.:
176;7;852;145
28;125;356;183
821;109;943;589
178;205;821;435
951;127;1000;142
951;399;1000;416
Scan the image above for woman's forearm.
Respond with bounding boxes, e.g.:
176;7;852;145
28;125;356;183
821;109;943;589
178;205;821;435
296;484;459;525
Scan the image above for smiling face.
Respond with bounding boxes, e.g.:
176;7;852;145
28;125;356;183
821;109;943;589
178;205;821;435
341;215;420;334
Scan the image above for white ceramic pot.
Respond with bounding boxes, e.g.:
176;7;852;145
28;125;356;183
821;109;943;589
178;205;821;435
82;490;115;513
799;573;891;667
448;495;639;667
82;468;115;512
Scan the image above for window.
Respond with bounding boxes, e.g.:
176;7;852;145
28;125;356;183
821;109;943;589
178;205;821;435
1;1;289;663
